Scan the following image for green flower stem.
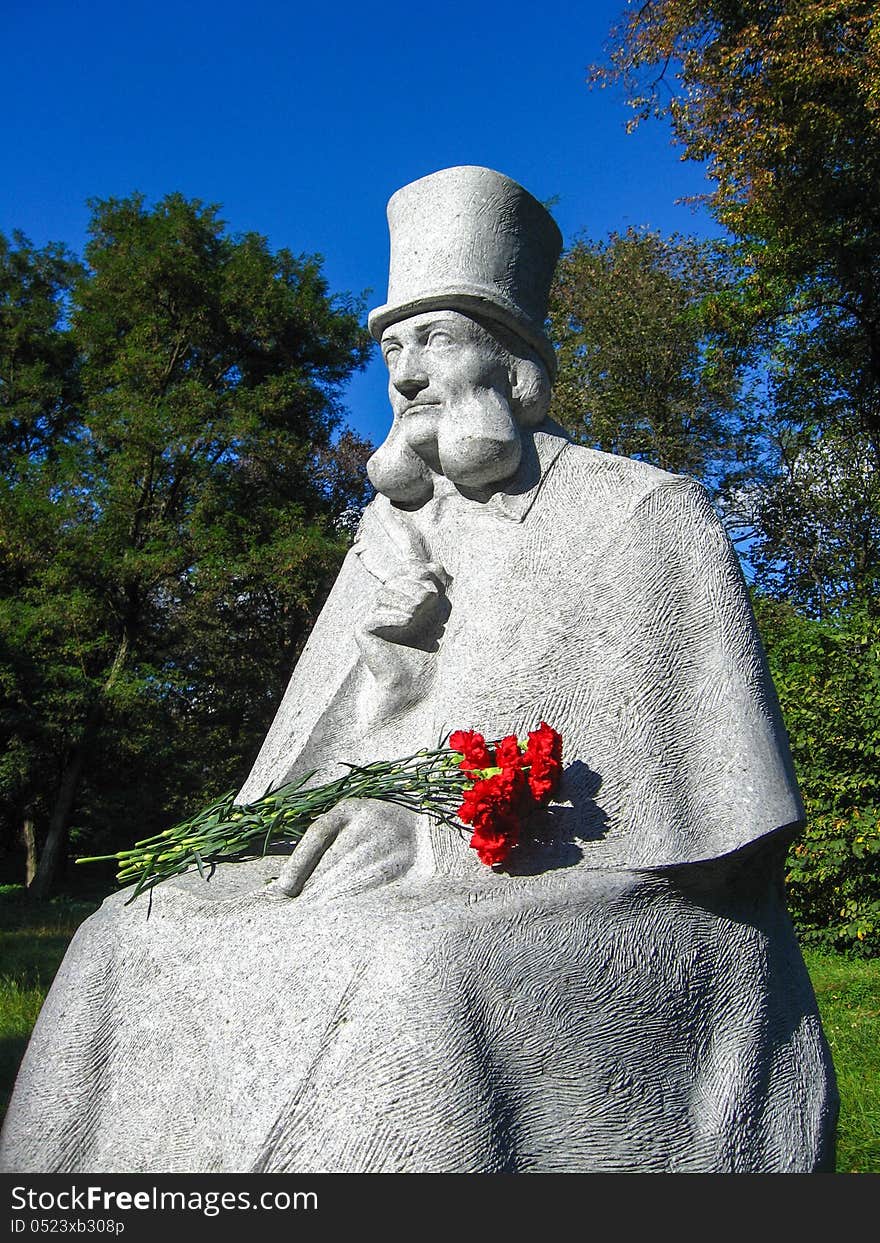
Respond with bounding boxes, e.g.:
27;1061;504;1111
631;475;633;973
77;747;470;901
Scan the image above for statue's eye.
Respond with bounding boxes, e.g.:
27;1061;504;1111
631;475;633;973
427;329;455;348
382;343;401;363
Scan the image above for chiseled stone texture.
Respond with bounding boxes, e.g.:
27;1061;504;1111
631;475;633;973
0;167;838;1173
0;842;837;1172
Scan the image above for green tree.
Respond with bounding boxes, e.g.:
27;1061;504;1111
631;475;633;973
592;1;880;610
755;597;880;955
548;228;751;496
0;232;82;473
745;421;880;615
592;1;880;345
0;233;84;884
0;194;373;898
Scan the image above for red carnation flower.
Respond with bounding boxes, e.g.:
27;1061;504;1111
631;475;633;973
470;820;516;866
495;734;525;769
458;769;521;825
523;721;563;763
452;723;563;869
449;729;494;774
457;778;496;830
522;722;563;805
457;765;529;867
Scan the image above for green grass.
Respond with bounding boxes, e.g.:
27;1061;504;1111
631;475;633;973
803;949;880;1174
0;886;101;1121
0;889;876;1171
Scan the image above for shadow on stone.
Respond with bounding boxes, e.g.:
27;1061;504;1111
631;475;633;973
509;759;608;875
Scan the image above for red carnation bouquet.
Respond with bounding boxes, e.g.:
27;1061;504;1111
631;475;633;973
451;723;563;865
79;723;563;900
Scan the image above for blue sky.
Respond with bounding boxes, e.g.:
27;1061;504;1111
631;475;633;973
3;0;717;444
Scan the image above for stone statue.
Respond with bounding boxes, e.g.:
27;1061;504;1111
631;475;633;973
0;167;838;1174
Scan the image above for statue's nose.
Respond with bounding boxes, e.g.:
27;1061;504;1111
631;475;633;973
389;345;430;400
393;372;430;400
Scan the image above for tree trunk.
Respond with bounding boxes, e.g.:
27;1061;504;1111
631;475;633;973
21;813;37;887
28;726;96;901
28;635;130;901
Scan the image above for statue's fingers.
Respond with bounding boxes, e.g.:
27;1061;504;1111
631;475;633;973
363;602;414;638
381;576;439;609
266;803;349;898
393;559;447;590
421;561;448;589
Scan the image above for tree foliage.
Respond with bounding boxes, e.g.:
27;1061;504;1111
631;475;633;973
0;196;373;897
745;423;880;615
0;232;82;474
548;227;750;491
756;598;880;956
591;1;880;330
592;2;880;613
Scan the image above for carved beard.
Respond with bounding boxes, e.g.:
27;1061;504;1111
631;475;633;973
436;388;521;489
365;420;434;506
367;388;522;504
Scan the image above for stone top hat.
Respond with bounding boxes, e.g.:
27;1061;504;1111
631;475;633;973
368;166;563;377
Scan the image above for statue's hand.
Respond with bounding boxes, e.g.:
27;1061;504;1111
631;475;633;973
359;560;448;645
265;799;418;899
355;560;449;716
265;801;353;898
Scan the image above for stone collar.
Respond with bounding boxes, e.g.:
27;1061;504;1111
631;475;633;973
488;422;570;523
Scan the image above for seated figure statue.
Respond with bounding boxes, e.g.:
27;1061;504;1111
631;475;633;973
0;166;838;1174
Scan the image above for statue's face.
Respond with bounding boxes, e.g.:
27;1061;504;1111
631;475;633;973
369;310;522;504
380;310;510;421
